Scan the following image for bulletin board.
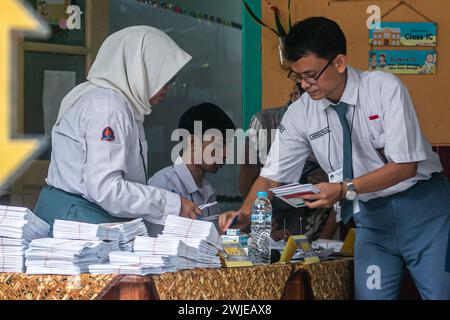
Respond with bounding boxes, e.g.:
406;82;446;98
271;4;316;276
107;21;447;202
261;0;450;145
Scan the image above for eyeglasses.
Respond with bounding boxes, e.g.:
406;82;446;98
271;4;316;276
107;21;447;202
287;55;337;86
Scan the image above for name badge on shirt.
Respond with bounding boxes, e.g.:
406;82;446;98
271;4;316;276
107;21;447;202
328;168;343;184
327;168;360;218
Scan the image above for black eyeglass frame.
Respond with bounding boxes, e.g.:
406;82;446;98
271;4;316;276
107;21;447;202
287;55;338;86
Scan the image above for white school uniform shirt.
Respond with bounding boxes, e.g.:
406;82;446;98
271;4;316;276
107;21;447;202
146;156;217;236
46;87;181;224
261;65;443;202
148;156;217;216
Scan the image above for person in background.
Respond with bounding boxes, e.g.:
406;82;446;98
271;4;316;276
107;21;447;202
147;103;236;236
241;84;338;241
34;26;201;228
220;17;450;299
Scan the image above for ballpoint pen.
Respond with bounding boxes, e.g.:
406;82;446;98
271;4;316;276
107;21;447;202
229;214;240;228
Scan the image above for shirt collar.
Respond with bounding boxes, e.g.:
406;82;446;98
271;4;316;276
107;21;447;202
317;65;360;110
173;156;199;194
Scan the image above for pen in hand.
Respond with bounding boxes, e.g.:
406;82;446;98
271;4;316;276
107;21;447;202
228;213;240;229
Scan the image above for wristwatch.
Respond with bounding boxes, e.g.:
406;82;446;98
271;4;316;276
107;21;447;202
343;179;357;201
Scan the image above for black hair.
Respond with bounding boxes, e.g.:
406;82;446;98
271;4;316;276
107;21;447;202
283;17;347;62
178;103;236;138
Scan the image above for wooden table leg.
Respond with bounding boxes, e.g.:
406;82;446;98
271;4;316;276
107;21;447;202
101;276;158;300
281;270;310;300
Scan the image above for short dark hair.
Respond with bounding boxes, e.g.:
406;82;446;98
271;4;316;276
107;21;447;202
178;103;236;138
283;17;347;62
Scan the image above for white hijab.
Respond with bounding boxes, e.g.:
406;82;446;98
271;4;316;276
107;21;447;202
56;26;192;124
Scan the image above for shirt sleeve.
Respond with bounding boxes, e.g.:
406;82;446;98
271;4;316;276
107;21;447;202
260;105;312;183
381;74;428;164
83;93;181;225
245;115;264;168
147;169;182;196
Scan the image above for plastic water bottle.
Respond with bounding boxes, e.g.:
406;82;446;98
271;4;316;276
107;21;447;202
248;191;272;265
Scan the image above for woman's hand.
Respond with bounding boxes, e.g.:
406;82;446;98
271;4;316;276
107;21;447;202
301;182;343;209
179;197;202;219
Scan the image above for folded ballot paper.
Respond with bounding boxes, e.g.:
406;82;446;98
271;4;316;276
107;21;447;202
0;206;50;241
53;219;121;241
110;251;196;270
269;183;320;208
133;236;197;260
89;263;174;276
25;238;113;275
101;219;148;251
0;206;50;273
156;235;221;268
162;215;222;250
88;250;195;274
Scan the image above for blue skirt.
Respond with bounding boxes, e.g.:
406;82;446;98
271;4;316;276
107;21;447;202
34;186;130;229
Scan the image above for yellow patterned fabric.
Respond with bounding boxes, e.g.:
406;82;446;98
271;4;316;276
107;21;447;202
0;273;118;300
151;264;294;300
0;258;353;300
294;258;354;300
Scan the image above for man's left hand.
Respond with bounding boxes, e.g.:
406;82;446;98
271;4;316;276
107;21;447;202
301;182;344;209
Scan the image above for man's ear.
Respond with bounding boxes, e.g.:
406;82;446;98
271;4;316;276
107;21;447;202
335;54;347;74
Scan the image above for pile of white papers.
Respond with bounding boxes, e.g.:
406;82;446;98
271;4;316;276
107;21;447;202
109;251;175;266
162;216;222;250
89;264;173;276
89;251;179;275
134;236;196;260
102;219;148;251
269;183;320;208
0;206;50;272
109;251;195;270
87;217;224;275
25;238;112;275
53;220;120;241
157;235;221;268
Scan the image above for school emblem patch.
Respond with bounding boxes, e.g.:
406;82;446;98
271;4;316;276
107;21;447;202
101;127;115;142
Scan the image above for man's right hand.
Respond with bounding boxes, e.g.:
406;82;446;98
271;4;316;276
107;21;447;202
179;197;202;219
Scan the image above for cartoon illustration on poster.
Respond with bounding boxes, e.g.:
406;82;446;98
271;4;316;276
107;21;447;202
369;22;437;47
369;50;436;75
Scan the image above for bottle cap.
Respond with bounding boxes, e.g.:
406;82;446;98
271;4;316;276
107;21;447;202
257;191;268;198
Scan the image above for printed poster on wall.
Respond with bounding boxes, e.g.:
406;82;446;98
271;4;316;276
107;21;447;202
369;50;436;75
369;22;437;47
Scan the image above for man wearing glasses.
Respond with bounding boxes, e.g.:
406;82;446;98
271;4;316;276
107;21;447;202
220;17;450;299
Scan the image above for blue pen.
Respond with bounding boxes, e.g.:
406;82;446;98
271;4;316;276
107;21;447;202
229;214;240;228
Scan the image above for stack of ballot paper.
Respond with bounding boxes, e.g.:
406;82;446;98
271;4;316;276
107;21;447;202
89;251;188;275
162;216;222;250
133;236;197;260
25;238;112;275
110;251;196;270
89;264;172;276
156;235;222;268
102;219;148;251
0;206;50;272
269;183;320;208
53;220;120;241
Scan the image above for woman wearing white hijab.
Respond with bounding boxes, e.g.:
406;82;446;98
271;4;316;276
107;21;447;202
34;26;201;226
